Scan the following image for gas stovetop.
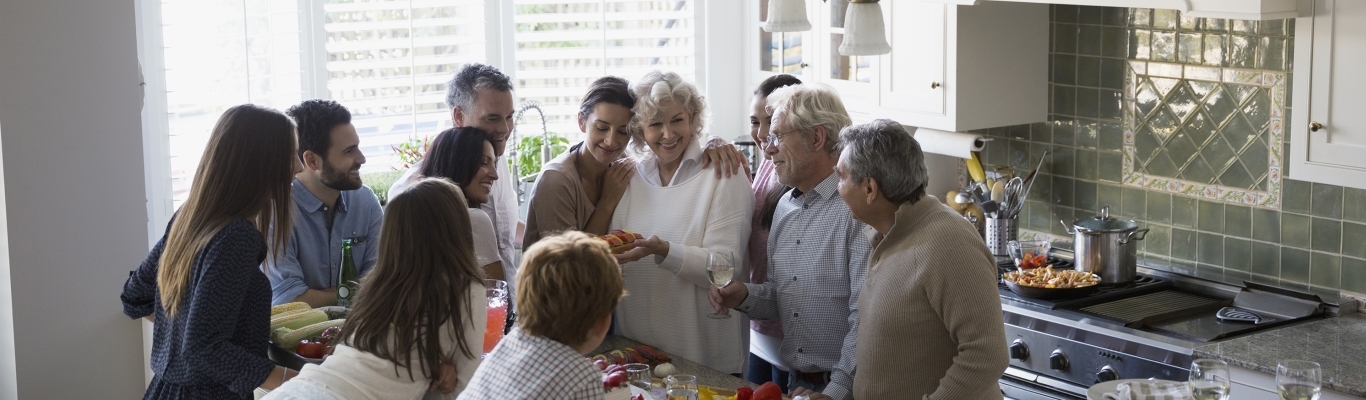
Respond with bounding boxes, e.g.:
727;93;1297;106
996;254;1328;398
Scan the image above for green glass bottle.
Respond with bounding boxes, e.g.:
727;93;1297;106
337;239;359;308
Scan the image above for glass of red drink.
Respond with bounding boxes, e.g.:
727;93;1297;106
483;279;508;355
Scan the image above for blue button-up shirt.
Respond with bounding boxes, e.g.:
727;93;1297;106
266;179;383;305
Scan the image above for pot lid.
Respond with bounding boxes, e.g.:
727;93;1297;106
1073;206;1140;233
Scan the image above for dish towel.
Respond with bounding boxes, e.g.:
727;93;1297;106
1102;381;1192;400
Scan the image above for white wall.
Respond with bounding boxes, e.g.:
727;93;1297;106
0;0;150;398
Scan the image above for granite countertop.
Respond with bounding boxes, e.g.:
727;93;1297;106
1194;313;1366;397
591;335;754;391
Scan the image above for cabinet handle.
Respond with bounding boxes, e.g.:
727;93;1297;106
931;82;941;89
1310;121;1324;132
800;63;809;68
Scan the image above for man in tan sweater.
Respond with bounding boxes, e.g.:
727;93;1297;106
834;119;1008;399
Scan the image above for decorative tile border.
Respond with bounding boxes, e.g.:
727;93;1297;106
1123;61;1284;208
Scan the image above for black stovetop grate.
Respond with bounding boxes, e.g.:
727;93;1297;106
997;258;1175;310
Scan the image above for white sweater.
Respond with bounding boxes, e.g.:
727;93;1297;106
609;163;753;374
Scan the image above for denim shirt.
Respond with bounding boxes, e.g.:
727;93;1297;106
266;179;383;305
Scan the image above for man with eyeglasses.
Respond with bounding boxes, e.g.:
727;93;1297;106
709;83;870;400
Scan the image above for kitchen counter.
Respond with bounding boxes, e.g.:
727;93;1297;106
1194;313;1366;397
591;335;754;391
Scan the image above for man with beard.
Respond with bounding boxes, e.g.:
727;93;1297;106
709;84;869;400
268;99;384;307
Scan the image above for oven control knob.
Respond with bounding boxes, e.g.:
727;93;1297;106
1048;350;1069;371
1008;340;1030;361
1096;366;1119;382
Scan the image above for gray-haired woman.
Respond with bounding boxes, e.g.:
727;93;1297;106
608;71;753;374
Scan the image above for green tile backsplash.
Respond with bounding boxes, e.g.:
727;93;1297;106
976;6;1364;298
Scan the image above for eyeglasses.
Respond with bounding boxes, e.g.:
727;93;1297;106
765;129;801;147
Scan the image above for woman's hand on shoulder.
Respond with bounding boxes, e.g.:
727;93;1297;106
700;141;750;179
600;158;635;205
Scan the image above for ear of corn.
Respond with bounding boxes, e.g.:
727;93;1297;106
270;302;310;316
269;309;327;332
272;318;346;350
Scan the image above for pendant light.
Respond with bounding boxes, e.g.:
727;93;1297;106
763;0;812;32
839;0;891;56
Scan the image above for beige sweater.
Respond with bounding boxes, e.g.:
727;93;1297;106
854;196;1008;400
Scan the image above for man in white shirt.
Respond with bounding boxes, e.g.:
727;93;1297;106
391;63;522;291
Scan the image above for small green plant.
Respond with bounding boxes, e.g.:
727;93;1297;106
393;135;430;171
513;133;570;179
362;170;402;206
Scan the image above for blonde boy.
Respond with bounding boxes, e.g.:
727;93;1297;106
458;231;625;400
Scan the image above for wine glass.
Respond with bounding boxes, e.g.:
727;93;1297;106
706;250;734;319
1189;359;1231;400
1277;360;1322;400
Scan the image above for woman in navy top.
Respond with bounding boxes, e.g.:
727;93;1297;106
121;104;302;399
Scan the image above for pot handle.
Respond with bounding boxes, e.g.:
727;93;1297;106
1060;220;1077;235
1119;228;1150;244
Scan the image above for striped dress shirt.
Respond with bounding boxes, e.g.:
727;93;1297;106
736;172;871;400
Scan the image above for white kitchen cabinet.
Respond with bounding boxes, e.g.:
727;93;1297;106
931;0;1301;20
745;0;1048;132
1289;0;1366;190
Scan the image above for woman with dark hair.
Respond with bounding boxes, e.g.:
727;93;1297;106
121;104;301;399
745;74;801;391
522;76;637;247
264;178;486;400
419;127;504;280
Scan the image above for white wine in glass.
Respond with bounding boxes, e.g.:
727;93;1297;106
707;250;734;319
1189;359;1231;400
1277;360;1322;400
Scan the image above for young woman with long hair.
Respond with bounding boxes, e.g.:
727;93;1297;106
521;76;637;248
264;178;486;400
744;74;801;391
418;127;504;281
121;104;300;399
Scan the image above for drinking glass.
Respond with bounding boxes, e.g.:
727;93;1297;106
625;363;652;390
706;250;734;319
1277;360;1322;400
482;279;508;355
665;374;699;400
1189;359;1231;400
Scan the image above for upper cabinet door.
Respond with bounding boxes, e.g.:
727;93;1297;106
1290;0;1366;189
820;0;880;112
751;0;815;85
880;1;947;116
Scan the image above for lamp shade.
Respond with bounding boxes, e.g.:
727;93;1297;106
839;2;891;56
763;0;811;33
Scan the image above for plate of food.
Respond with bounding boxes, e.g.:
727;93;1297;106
1002;266;1100;300
597;229;645;254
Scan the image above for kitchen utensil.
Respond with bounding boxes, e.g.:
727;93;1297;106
972;183;999;214
954;190;974;206
1216;307;1270;324
1061;206;1149;285
1019;150;1048;204
985;217;1018;256
1001;177;1025;218
991;180;1006;204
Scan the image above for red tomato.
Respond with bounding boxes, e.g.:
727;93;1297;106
735;387;754;400
296;339;327;359
752;382;781;400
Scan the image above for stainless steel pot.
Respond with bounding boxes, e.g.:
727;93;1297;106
1060;206;1149;285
